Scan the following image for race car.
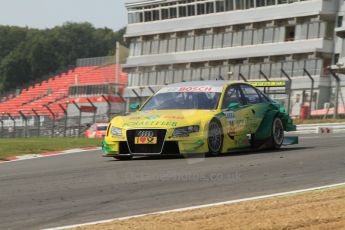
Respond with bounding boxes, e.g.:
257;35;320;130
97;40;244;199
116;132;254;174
102;80;298;160
85;123;109;139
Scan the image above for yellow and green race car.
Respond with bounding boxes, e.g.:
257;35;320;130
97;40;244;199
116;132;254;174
102;80;298;160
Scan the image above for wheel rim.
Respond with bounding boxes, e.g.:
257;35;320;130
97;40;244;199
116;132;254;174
273;118;284;145
208;122;222;152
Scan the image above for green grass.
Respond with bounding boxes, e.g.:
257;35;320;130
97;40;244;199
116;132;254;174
0;138;102;160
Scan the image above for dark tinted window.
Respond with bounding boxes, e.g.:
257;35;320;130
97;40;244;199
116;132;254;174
222;86;244;109
257;89;271;103
97;126;108;131
240;84;263;104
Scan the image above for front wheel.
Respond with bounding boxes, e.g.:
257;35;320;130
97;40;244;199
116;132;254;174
207;119;223;156
270;117;284;149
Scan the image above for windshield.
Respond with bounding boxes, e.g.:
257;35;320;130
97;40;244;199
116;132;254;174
141;91;221;110
97;126;108;131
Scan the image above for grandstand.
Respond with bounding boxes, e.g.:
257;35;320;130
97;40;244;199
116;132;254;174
0;62;127;137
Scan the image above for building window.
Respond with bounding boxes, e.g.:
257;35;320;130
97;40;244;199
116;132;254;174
142;40;152;55
235;0;244;9
263;27;274;43
177;37;186;51
206;2;215;13
213;33;224;48
245;0;254;9
223;32;233;47
157;71;166;85
232;31;243;46
337;16;343;28
159;39;168;54
225;0;234;10
267;0;275;5
128;13;134;24
162;8;169;19
334;53;340;65
170;7;177;18
278;0;287;4
204;34;213;49
194;34;205;50
134;41;142;56
148;72;157;85
144;11;152;22
308;22;320;39
188;4;195;16
168;38;177;52
185;36;195;51
243;29;253;45
179;6;187;17
152;10;160;21
285;26;295;41
174;69;183;82
256;0;265;7
183;69;192;82
151;40;159;54
197;3;205;15
216;0;225;12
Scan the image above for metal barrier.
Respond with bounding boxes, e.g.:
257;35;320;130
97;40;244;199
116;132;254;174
0;112;122;139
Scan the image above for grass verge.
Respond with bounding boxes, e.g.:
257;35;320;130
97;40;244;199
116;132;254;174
0;138;101;160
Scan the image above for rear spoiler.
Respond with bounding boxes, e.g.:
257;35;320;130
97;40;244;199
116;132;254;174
247;81;291;95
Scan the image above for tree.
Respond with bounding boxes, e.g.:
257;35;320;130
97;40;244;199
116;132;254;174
0;23;127;93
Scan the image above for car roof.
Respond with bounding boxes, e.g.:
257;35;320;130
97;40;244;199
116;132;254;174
96;123;109;126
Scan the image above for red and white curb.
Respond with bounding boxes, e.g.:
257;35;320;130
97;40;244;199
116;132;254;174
45;181;345;230
0;147;101;164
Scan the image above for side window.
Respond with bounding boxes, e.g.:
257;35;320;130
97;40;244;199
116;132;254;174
221;86;244;109
240;85;263;104
257;89;271;103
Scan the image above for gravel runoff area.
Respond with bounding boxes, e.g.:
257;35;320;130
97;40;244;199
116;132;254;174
74;185;345;230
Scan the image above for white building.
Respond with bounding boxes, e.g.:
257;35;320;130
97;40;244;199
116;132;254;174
123;0;345;116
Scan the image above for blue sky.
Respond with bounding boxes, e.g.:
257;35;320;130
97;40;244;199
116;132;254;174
0;0;127;31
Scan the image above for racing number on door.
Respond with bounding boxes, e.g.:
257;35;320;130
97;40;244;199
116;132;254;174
221;85;247;137
239;84;269;133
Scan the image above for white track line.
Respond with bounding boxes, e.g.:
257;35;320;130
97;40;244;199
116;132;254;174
0;148;101;165
45;181;345;230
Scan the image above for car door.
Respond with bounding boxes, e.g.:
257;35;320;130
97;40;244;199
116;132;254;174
221;84;249;145
239;84;270;134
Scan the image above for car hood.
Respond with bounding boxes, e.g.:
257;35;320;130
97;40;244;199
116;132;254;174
111;110;217;129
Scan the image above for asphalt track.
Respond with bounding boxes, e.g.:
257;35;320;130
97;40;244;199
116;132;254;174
1;134;345;230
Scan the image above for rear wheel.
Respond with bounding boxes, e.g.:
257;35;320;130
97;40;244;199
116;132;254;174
114;155;133;161
270;117;284;149
207;119;223;156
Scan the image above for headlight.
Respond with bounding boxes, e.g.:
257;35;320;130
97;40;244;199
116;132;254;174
111;126;122;137
173;125;200;137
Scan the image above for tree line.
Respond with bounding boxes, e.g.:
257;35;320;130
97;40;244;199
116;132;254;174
0;22;126;94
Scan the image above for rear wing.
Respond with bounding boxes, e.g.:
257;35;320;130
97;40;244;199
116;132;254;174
247;81;291;95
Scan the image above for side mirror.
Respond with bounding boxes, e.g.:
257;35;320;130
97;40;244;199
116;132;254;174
228;102;241;110
130;103;140;111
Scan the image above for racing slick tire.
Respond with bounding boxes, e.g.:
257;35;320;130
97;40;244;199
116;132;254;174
114;155;133;161
270;117;284;149
207;119;223;156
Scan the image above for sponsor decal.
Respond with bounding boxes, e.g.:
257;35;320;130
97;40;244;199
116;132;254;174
163;115;185;120
145;115;161;120
135;137;157;144
128;116;141;120
249;81;286;87
158;86;223;94
223;111;235;122
124;121;178;127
